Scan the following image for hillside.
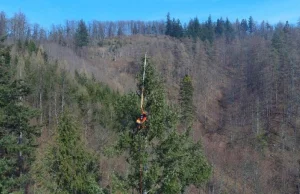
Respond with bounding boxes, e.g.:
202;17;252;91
37;31;300;193
1;10;300;193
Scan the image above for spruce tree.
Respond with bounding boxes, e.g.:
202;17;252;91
0;36;39;193
187;17;201;39
171;19;184;38
283;21;290;34
248;16;255;34
240;19;249;35
75;20;89;48
215;18;225;37
224;18;235;42
179;75;194;129
204;15;214;43
40;111;103;194
114;57;211;193
165;13;172;36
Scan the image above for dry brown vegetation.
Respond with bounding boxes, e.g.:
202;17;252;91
35;29;300;193
3;10;300;193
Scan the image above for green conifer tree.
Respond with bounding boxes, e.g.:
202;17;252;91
114;57;211;193
240;19;249;35
224;18;235;42
179;75;194;130
0;36;39;193
248;16;255;34
165;13;172;36
41;111;103;194
204;15;214;43
75;20;89;48
187;17;201;39
215;18;225;37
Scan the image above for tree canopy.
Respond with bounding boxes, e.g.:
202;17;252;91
0;36;39;194
113;57;211;193
75;20;89;48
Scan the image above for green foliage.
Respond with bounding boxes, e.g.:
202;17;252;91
213;17;235;42
215;18;225;37
156;133;211;193
256;133;268;151
75;20;89;48
17;48;119;193
186;17;201;39
114;57;211;193
203;15;214;43
0;37;39;193
27;40;37;54
179;75;194;129
186;15;215;42
141;58;168;138
271;26;285;51
165;13;184;38
224;18;235;42
248;16;255;34
74;71;119;131
16;39;22;52
165;13;172;37
240;19;249;34
42;111;103;194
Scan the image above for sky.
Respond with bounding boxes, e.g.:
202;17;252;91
1;0;300;28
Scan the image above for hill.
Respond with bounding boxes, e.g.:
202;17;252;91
37;30;300;193
1;10;300;193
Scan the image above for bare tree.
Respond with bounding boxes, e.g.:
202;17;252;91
9;11;28;40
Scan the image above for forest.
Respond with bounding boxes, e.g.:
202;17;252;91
1;10;300;194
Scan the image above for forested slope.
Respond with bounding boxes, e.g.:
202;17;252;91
36;31;300;194
1;10;300;193
41;28;300;194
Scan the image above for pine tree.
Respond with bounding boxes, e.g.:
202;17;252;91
240;19;249;35
215;18;225;37
74;20;89;48
114;57;211;193
0;36;39;193
172;19;184;38
165;13;183;38
187;17;201;39
248;16;255;34
224;18;235;42
165;13;172;36
272;25;285;51
283;21;290;34
203;15;214;43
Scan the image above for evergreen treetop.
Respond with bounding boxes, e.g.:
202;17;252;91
75;20;89;48
113;57;211;194
36;111;103;194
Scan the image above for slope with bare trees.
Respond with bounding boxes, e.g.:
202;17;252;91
2;10;300;193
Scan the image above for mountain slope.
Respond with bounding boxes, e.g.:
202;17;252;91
38;33;300;193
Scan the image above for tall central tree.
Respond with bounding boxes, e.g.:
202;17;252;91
114;57;211;193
